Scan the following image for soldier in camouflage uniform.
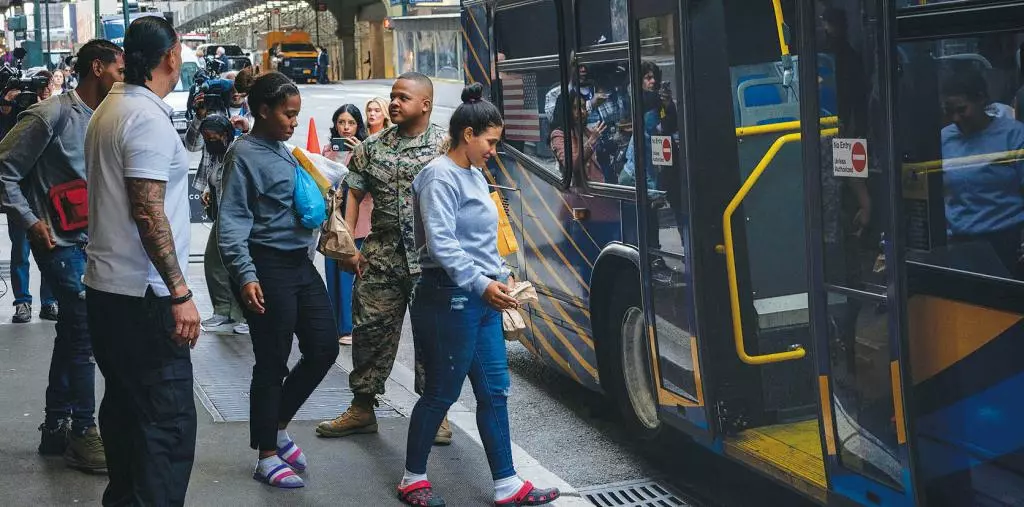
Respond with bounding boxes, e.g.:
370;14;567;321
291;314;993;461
316;73;453;444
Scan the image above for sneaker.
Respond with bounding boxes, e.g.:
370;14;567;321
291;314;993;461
38;421;69;455
64;427;107;473
201;315;236;332
434;416;453;446
315;403;378;438
40;302;59;321
233;323;250;335
339;335;352;345
13;302;32;323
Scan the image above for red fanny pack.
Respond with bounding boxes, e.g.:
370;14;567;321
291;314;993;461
48;179;88;232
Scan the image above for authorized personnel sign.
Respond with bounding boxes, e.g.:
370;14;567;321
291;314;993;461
832;138;868;178
652;135;673;166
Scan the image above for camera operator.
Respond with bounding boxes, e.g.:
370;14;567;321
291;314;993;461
0;39;124;472
185;68;252;335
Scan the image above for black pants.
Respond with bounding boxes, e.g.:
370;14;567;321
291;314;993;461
87;287;197;507
240;245;339;452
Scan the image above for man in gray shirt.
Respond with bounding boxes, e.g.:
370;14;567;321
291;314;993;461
0;39;124;472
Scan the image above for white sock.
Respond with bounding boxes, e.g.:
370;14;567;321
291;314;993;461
494;475;526;501
276;429;291;448
255;455;304;486
400;469;428;489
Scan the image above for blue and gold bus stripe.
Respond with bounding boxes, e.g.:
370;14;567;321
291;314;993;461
466;6;489;58
518;169;595;269
532;307;598;379
460;5;490;86
494;158;593;289
460;26;491;86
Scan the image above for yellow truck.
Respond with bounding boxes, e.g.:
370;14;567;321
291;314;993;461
258;31;319;83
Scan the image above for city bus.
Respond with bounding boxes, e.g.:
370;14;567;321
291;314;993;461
462;0;1024;505
98;11;166;46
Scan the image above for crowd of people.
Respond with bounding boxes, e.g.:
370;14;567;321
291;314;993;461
0;16;558;507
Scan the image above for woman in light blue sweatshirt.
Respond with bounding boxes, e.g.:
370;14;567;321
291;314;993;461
398;83;560;507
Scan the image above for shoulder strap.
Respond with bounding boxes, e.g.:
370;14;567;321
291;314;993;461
50;94;71;141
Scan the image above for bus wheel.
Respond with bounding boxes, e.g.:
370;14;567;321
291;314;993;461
605;278;662;440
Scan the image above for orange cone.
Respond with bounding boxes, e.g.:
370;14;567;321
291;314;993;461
306;117;320;153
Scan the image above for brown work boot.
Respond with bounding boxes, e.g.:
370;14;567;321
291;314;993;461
316;403;378;438
64;427;107;474
433;416;453;446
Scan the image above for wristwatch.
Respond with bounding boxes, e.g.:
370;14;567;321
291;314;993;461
170;289;194;306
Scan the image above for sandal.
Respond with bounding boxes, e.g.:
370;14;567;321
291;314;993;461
398;480;446;506
495;480;560;506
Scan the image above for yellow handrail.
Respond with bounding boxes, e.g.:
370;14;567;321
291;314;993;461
735;116;839;138
902;149;1024;175
722;127;837;365
772;0;790;57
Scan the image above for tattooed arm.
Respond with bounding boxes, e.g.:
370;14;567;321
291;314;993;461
125;177;188;296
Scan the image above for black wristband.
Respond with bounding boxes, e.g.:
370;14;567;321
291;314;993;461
170;289;193;306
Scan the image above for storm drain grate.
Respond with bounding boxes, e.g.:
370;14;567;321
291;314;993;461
191;333;401;422
579;479;693;507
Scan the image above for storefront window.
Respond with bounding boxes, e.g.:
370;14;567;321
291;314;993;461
398;31;416;74
435;30;460;80
416;31;436;78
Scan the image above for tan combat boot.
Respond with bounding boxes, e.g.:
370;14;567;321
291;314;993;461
316;403;378;438
433;416;453;446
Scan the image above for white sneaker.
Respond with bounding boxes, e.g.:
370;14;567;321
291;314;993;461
233;323;250;335
201;315;236;332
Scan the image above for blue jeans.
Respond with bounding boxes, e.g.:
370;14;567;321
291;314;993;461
8;217;55;306
34;244;95;432
405;270;515;480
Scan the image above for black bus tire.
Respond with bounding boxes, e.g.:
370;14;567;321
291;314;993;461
600;273;663;441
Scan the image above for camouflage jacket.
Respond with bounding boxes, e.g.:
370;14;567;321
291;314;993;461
345;123;448;275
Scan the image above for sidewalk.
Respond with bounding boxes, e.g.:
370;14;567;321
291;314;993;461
0;251;588;506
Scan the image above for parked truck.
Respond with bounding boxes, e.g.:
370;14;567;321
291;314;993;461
257;31;319;83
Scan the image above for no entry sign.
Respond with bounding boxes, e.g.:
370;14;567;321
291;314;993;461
832;138;868;178
652;135;673;166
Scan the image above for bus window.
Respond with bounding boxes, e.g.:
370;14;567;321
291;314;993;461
576;0;628;46
548;60;632;186
494;0;567;177
900;33;1024;282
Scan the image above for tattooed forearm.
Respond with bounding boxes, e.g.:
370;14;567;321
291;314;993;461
125;177;187;295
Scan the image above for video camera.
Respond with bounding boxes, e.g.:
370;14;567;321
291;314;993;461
0;65;51;111
1;48;49;110
186;58;234;121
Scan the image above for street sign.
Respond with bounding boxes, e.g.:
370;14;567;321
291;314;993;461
651;135;673;166
832;138;868;178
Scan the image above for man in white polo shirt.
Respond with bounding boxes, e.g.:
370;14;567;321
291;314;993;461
84;16;200;506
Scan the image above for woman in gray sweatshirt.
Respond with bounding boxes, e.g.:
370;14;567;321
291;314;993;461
399;83;560;507
217;72;338;489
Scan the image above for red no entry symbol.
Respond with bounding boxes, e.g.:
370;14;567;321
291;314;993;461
662;138;672;163
851;141;866;173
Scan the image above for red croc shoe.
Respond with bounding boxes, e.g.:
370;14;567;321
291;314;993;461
494;480;560;506
398;480;447;506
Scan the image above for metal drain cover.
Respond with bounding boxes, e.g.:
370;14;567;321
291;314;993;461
579;479;693;507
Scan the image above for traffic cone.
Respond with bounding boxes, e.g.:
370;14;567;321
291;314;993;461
306;117;320;154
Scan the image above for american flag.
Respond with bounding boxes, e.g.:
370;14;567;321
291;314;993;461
503;73;541;142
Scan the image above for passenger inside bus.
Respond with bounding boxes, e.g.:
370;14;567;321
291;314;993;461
939;69;1024;279
549;91;607;183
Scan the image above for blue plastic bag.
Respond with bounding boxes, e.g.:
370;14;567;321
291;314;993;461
293;165;326;229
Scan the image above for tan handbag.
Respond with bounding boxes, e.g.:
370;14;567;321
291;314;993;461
317;187;359;260
502;281;538;341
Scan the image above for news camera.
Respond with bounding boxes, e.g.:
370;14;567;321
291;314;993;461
186;58;234;121
0;65;51;110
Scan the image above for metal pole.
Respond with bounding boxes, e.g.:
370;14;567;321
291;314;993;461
43;0;50;68
32;0;41;66
95;0;101;39
122;0;130;30
315;4;320;46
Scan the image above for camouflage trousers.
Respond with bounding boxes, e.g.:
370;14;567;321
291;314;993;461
349;264;425;399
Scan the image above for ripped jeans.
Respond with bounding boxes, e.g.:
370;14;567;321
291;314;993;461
405;269;515;480
32;244;96;433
